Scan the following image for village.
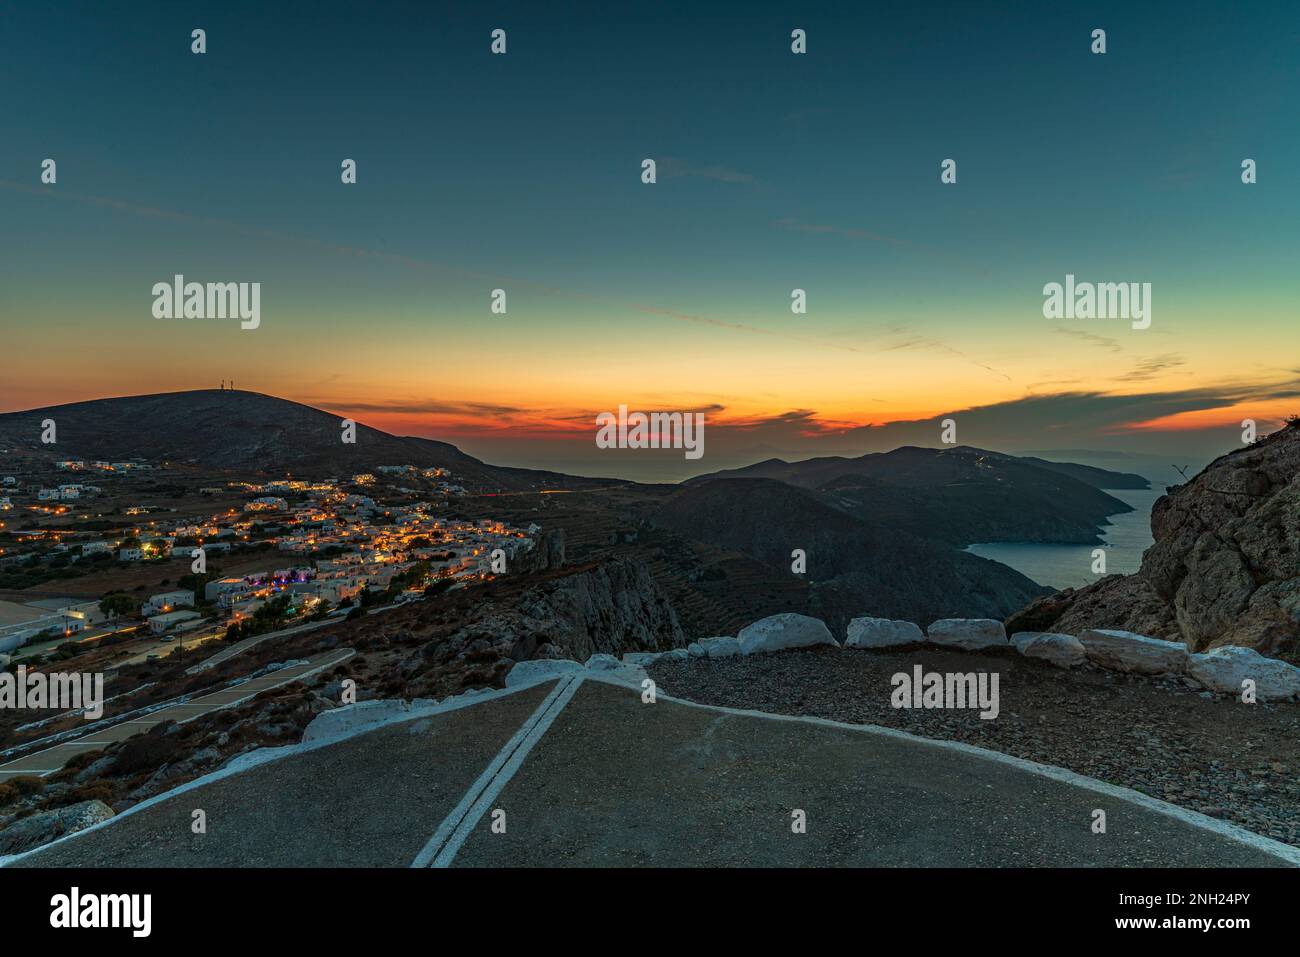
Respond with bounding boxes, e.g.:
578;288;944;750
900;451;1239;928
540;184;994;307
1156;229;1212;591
0;458;536;666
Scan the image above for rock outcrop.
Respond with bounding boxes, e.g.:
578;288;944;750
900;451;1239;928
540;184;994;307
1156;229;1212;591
388;557;687;696
0;800;114;855
1007;421;1300;660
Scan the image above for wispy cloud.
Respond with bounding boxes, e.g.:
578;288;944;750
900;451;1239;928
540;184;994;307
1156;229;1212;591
776;217;913;248
1055;329;1123;353
1113;353;1186;382
658;157;762;186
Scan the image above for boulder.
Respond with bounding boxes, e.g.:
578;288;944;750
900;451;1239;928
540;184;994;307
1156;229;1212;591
687;642;706;658
584;653;623;671
0;800;114;855
845;617;924;649
504;658;584;687
737;614;838;656
303;699;422;744
698;636;741;659
1078;629;1189;675
1186;646;1300;701
927;619;1008;651
1011;632;1086;668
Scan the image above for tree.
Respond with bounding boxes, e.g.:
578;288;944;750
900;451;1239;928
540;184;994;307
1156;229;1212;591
99;591;138;622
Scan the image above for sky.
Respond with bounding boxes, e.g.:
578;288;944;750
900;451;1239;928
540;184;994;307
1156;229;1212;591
1;0;1298;481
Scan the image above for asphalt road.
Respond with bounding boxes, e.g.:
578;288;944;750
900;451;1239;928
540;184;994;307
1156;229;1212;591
0;648;354;783
7;674;1297;867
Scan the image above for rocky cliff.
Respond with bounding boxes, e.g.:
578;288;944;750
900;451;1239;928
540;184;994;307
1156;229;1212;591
1008;421;1300;660
376;557;686;695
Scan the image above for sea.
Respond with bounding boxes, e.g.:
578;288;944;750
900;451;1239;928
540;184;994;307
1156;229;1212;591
964;487;1163;591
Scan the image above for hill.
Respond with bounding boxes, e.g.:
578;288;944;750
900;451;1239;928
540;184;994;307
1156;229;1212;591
651;478;1051;630
0;390;595;491
688;445;1141;545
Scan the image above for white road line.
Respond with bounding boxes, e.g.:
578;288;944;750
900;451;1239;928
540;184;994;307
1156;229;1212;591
412;674;584;868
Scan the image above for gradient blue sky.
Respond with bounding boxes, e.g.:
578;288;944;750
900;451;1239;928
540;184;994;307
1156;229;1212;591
2;0;1297;479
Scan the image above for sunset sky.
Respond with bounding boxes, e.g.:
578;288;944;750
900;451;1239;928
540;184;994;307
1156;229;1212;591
2;1;1297;480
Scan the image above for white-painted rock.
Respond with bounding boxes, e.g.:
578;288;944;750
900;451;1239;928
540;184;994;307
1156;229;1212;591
303;699;426;744
664;648;689;662
584;653;622;671
621;652;660;666
698;636;742;658
737;614;837;656
505;658;584;687
1011;632;1086;668
588;663;651;688
845;617;924;649
687;642;706;658
1078;629;1189;675
1186;646;1300;701
926;619;1008;651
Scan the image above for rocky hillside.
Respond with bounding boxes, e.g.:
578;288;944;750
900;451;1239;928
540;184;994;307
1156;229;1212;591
360;556;686;696
1008;420;1300;660
651;478;1050;634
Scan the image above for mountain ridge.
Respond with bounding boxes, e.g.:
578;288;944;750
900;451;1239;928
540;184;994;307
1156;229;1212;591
0;390;602;492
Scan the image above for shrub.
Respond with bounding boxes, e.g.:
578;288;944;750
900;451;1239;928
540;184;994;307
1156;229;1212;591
64;781;115;804
110;724;185;775
9;775;45;798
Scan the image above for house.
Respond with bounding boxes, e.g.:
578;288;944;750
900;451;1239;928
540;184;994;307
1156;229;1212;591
119;547;144;561
37;488;59;501
204;578;250;602
23;597;104;626
0;600;88;651
147;609;202;635
247;497;288;511
144;590;195;615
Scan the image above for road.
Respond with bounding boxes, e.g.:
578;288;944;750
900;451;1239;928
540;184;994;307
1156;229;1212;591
8;672;1297;867
0;648;353;784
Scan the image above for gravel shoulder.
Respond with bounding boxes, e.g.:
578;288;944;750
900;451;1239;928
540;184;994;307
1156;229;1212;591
648;646;1300;847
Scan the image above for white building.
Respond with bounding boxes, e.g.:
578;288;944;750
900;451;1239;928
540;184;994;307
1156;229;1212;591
148;609;202;635
144;590;195;615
